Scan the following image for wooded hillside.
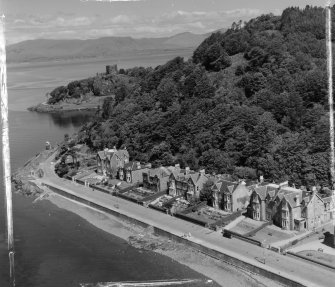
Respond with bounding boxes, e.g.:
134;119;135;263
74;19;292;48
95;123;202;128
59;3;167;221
73;6;334;188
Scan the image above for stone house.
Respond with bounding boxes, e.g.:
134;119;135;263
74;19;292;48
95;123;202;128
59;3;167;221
248;183;279;221
168;165;208;201
142;166;172;192
248;186;267;221
97;147;129;178
276;192;303;230
117;161;149;184
211;180;250;212
322;196;335;221
300;192;327;230
248;181;335;231
262;186;303;231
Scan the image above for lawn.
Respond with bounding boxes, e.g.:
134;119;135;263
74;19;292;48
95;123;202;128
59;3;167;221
186;206;231;225
297;250;335;268
230;218;264;236
252;226;293;244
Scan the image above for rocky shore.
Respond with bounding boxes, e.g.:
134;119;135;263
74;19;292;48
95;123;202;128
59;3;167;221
11;149;55;196
46;193;281;287
27;95;111;113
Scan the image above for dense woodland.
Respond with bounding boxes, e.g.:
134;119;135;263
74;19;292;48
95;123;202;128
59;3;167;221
49;6;335;188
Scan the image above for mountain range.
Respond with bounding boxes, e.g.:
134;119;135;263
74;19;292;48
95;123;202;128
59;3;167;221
7;32;210;63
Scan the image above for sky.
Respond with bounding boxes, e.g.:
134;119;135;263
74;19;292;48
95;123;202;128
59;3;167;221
0;0;327;44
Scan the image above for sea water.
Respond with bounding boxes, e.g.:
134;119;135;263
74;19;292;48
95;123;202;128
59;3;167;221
0;54;215;286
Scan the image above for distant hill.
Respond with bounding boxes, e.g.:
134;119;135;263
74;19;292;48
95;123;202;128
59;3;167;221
7;32;209;63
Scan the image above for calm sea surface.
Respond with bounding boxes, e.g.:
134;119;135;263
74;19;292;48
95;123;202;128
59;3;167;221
0;52;215;287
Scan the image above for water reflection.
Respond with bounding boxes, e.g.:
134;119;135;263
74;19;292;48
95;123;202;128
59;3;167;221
47;111;95;128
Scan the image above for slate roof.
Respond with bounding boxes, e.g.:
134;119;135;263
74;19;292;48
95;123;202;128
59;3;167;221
267;189;277;198
252;183;282;201
258;186;269;200
147;167;172;178
97;148;129;161
322;196;333;203
97;151;106;160
118;149;129;159
124;161;146;171
212;180;239;194
283;193;301;208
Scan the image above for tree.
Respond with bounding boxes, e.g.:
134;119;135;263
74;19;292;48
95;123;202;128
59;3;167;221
157;78;178;111
237;72;266;98
115;85;128;103
200;179;214;205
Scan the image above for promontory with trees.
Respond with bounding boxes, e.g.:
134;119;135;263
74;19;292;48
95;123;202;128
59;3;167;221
40;6;335;188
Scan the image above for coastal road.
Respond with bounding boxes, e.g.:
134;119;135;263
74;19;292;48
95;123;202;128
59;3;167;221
37;153;335;287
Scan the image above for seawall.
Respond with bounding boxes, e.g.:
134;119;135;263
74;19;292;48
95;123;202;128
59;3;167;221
42;182;310;287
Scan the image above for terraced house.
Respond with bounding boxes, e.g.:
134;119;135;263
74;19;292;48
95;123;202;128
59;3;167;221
168;165;208;201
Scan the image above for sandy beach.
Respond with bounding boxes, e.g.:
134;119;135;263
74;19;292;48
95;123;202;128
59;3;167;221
44;192;284;287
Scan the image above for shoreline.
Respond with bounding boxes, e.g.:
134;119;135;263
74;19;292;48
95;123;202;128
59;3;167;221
27;95;113;114
27;104;98;113
43;191;283;287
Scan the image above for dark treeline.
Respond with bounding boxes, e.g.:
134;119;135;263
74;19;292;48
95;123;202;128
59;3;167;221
51;6;335;188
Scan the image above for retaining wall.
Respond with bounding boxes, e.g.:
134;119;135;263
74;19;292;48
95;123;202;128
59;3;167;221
44;182;307;287
287;251;335;271
174;212;209;227
209;210;244;229
223;229;263;246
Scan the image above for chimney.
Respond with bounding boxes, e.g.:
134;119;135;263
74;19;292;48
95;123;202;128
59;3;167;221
200;169;205;175
137;162;141;169
279;181;289;187
312;186;317;194
104;147;109;156
259;175;264;183
185;167;190;175
175;164;180;171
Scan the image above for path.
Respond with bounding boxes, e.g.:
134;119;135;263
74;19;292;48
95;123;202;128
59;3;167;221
35;152;335;287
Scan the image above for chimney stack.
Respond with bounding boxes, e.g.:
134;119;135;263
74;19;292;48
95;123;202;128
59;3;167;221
137;162;141;169
185;167;190;175
312;186;317;194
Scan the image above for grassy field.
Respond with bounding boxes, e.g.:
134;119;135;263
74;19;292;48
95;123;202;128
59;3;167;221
297;250;335;267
